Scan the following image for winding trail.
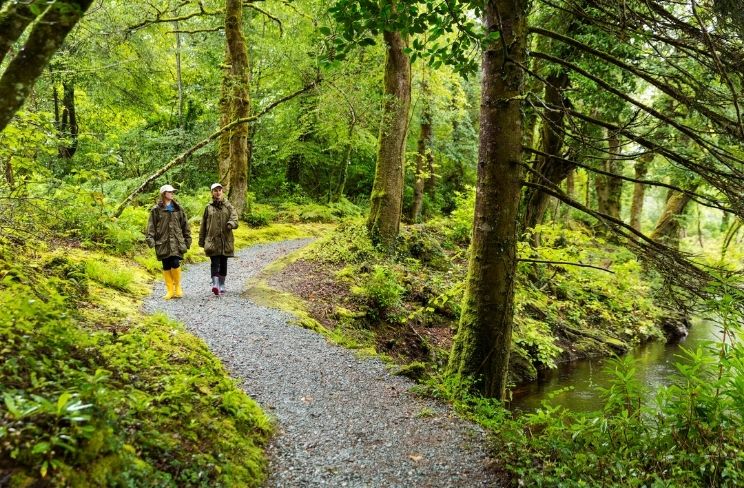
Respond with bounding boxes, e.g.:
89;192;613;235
144;239;499;487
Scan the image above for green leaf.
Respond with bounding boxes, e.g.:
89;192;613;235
56;392;72;415
32;441;50;455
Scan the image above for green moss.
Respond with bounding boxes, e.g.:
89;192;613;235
0;240;272;486
395;361;428;381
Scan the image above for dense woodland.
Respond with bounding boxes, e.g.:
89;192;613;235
1;0;743;486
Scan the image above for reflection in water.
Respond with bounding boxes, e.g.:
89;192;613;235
508;320;720;413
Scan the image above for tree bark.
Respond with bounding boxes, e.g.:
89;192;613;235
57;80;78;159
447;0;528;400
0;0;93;134
173;19;184;123
651;187;697;249
366;29;411;246
411;91;432;222
522;70;571;240
0;0;42;65
595;131;623;219
220;0;251;216
629;153;652;231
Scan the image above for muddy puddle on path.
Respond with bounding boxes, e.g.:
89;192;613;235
508;318;721;413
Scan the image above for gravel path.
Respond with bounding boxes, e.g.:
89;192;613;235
143;239;499;487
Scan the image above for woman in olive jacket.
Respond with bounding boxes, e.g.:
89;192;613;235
198;183;239;295
146;184;192;299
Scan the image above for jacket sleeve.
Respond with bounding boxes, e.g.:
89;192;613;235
227;202;239;230
145;209;156;248
181;209;192;249
198;206;208;247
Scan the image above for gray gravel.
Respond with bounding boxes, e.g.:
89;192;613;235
143;239;499;487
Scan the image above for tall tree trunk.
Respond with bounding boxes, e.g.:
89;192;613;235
411;90;432;222
0;0;94;133
173;20;183;123
56;80;78;159
595;132;623;219
629;152;652;231
651;187;697;249
447;0;528;400
220;0;251;216
367;29;411;246
218;45;231;190
522;70;571;242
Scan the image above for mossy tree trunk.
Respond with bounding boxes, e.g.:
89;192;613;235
0;0;93;133
219;0;251;216
522;70;571;242
651;187;697;249
55;80;78;159
595;132;623;219
0;0;42;65
629;152;652;231
447;0;528;400
411;86;432;222
367;29;411;246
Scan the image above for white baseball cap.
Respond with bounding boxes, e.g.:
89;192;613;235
210;183;223;191
159;184;176;193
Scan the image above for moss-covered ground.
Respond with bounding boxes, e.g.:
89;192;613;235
0;222;324;487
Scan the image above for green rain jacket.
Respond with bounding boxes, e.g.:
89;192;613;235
146;200;192;260
199;199;239;257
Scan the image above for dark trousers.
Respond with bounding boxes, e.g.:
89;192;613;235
210;255;228;277
162;256;181;270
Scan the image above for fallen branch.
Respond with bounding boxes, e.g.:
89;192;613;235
517;258;615;273
113;79;320;218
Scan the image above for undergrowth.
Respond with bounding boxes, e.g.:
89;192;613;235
303;213;665;384
420;278;744;486
0;185;323;486
0;242;272;486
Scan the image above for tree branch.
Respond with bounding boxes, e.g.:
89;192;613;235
529;26;744;141
517;258;615;273
522;147;734;213
245;3;282;35
531;50;740;165
113;79;321;218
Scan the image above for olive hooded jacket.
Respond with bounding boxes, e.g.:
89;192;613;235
199;199;239;257
146;200;192;260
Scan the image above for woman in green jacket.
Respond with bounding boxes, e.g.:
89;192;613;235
146;184;192;299
198;183;238;295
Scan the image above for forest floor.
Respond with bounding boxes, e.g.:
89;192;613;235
143;239;501;487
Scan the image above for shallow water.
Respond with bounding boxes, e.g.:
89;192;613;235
508;319;721;413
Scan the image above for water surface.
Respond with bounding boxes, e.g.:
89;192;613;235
508;319;721;413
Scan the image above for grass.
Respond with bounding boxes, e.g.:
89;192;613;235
0;221;330;486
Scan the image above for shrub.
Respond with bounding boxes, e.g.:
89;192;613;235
352;265;406;314
309;221;377;264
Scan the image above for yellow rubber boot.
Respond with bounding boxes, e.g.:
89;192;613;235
163;270;175;300
172;267;184;298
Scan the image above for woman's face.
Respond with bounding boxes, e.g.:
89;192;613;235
162;191;174;202
212;187;223;200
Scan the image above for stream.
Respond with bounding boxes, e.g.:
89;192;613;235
509;319;721;413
